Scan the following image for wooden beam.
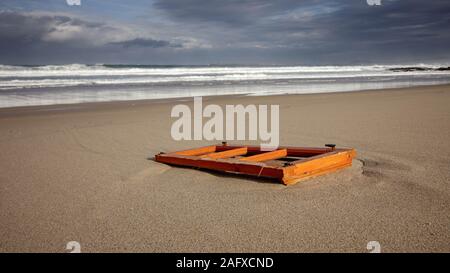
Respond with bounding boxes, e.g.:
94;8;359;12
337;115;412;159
155;153;284;179
155;145;356;186
200;147;248;159
215;145;339;157
282;149;355;185
175;145;216;156
239;149;287;162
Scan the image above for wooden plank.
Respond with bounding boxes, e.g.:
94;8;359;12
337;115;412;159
155;153;284;179
239;149;287;162
215;145;340;157
288;150;354;177
282;149;356;185
175;145;216;156
155;145;356;185
200;147;248;159
282;161;352;185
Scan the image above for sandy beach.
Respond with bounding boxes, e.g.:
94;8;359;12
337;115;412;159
0;84;449;253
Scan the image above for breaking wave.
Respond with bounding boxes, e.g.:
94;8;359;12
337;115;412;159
0;64;449;108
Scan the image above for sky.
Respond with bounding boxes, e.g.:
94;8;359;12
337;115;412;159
0;0;449;65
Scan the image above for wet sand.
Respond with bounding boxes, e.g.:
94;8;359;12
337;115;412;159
0;84;449;252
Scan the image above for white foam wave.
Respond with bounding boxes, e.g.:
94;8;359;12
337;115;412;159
0;63;448;78
1;64;449;90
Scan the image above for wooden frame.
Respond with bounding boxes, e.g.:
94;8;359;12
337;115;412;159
155;143;356;185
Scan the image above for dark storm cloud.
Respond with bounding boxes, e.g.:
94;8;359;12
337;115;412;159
153;0;312;26
0;11;180;64
0;11;105;46
1;0;450;64
242;1;450;49
153;0;450;64
110;38;181;48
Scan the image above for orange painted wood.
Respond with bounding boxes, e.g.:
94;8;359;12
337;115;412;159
175;145;216;156
155;144;356;186
201;147;248;159
239;149;287;162
155;153;284;179
215;145;337;157
282;149;356;185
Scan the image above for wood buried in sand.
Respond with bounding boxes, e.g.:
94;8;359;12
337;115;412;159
155;144;356;185
201;147;248;159
239;149;287;162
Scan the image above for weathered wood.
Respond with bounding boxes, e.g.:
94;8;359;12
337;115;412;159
215;145;339;157
155;144;356;186
201;147;248;159
282;150;355;185
175;145;216;156
239;149;287;162
155;153;284;179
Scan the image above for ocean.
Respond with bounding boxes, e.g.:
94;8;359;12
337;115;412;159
1;64;450;108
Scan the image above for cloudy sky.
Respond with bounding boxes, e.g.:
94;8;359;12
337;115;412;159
0;0;449;65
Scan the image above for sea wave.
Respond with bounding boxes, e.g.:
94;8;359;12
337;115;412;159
0;63;448;76
1;64;450;90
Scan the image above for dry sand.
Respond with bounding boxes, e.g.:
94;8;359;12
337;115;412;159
0;85;449;252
